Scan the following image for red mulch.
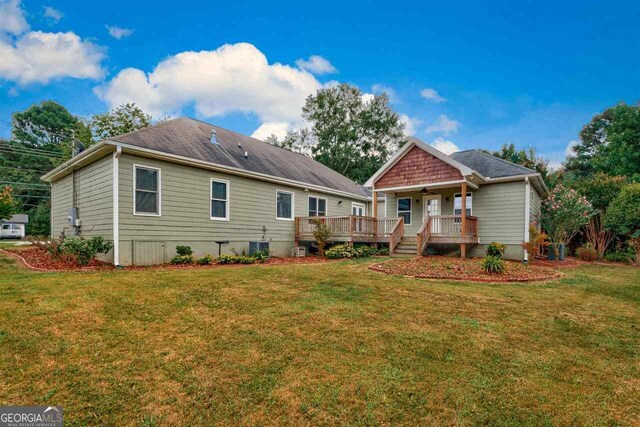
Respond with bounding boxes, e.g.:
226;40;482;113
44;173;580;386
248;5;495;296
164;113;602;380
528;256;584;269
369;256;564;283
2;246;333;272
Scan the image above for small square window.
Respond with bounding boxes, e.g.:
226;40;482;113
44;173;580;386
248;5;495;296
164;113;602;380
277;190;294;220
308;196;326;216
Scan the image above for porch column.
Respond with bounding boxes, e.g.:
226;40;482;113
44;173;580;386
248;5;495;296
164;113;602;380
372;188;378;246
460;181;467;258
372;188;378;218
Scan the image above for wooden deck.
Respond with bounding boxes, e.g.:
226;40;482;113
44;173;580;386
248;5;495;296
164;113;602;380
295;214;479;255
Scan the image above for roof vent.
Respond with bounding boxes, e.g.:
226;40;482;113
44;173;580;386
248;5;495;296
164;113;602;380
244;151;248;158
238;142;242;148
210;129;218;145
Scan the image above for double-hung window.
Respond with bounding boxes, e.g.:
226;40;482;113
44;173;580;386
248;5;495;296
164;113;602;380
397;197;412;225
308;196;327;217
210;179;229;220
276;190;294;221
134;165;160;216
454;192;473;216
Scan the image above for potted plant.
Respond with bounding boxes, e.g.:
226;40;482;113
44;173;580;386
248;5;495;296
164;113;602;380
541;185;594;261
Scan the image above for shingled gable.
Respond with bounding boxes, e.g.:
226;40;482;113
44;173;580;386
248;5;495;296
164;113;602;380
364;137;477;190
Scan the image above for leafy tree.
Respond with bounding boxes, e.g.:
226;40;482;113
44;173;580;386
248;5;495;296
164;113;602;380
265;128;314;156
302;84;406;183
605;184;640;264
0;186;18;221
541;184;594;245
566;103;640;180
27;202;51;236
91;103;152;140
574;173;627;214
491;143;550;184
11;101;78;148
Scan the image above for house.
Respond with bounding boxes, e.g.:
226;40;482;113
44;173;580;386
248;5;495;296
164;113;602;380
0;214;28;239
42;118;546;265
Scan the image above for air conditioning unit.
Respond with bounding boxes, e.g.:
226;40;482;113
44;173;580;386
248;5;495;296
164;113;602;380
291;246;306;257
249;241;269;255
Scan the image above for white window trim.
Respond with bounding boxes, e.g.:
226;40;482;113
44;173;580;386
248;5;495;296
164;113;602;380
351;202;366;216
397;197;412;225
276;189;295;221
133;164;161;217
308;195;328;217
210;178;230;221
453;192;473;216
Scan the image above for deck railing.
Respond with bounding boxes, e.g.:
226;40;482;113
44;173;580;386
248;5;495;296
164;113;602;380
428;215;478;237
295;216;403;243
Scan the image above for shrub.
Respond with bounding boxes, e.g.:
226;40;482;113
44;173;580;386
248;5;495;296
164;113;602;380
604;250;634;264
486;242;506;258
312;218;332;257
542;184;594;245
522;224;549;260
217;254;256;264
481;255;506;274
576;244;598;262
252;250;269;263
197;254;214;265
326;244;360;259
176;245;193;256
60;235;114;266
171;255;194;265
376;247;390;256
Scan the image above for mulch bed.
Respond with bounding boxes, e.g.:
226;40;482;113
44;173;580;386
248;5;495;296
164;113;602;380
1;246;334;272
369;256;564;283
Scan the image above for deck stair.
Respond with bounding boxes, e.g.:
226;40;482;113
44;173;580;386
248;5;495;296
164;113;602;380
393;237;417;256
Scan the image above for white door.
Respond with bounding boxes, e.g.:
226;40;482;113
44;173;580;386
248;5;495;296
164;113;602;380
423;195;441;233
352;203;365;233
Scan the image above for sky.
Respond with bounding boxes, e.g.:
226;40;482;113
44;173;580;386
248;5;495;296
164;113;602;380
1;0;639;168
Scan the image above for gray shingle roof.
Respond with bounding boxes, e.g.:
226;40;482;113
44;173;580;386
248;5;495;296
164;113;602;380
450;150;537;178
111;117;369;197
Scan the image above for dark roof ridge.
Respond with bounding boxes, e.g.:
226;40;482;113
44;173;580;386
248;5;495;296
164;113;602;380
452;149;537;175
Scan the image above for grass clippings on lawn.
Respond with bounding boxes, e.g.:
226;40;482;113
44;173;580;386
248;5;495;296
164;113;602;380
370;256;562;282
0;253;638;425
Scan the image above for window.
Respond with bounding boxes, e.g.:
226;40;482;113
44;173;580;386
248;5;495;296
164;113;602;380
308;196;327;216
2;224;10;230
276;190;294;220
397;197;412;225
454;192;473;216
210;179;229;220
352;202;365;216
134;165;160;215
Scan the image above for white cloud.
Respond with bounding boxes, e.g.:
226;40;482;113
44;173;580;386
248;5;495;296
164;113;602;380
430;137;459;155
95;43;323;125
399;114;421;136
295;55;337;75
251;121;291;141
0;0;29;34
565;140;578;157
0;31;105;85
43;6;63;23
420;88;446;103
372;84;399;103
106;25;134;39
361;92;375;104
425;114;460;135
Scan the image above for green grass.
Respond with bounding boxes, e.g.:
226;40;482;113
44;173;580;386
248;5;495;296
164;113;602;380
0;254;638;426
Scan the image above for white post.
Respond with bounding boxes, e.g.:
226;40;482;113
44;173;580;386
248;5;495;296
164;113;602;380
113;146;122;266
524;177;531;262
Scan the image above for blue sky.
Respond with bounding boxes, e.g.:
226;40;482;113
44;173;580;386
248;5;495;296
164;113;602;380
1;0;639;167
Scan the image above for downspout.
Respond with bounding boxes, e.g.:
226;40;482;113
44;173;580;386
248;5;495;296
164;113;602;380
113;146;122;266
524;177;531;262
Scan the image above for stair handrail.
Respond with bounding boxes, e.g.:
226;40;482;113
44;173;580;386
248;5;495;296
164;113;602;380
416;214;431;255
389;217;404;253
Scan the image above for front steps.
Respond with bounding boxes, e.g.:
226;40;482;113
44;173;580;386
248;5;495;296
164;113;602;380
393;237;417;256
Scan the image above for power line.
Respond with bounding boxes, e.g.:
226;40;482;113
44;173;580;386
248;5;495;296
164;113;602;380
0;142;64;157
13;194;50;199
0;182;50;189
0;166;52;174
0;148;64;160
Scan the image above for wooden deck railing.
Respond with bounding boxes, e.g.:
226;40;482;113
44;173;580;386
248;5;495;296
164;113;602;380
416;214;431;255
428;215;478;237
388;217;404;253
295;216;403;243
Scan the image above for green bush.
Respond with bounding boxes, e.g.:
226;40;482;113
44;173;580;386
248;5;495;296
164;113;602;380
252;250;270;263
60;235;114;266
170;255;194;265
604;250;634;264
176;245;193;256
325;244;381;259
197;254;214;265
486;242;506;258
576;244;597;262
217;254;256;264
376;247;390;256
481;255;506;274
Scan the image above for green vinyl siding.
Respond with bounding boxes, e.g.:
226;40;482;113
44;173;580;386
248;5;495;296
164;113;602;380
530;185;542;225
117;153;363;264
473;181;526;246
50;154;113;240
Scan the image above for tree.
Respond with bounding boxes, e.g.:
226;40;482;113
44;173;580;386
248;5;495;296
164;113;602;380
27;202;51;236
0;186;18;221
605;183;640;264
91;103;152;140
11;101;79;148
565;103;640;180
541;184;594;245
491;143;550;184
302;84;406;183
265;128;314;156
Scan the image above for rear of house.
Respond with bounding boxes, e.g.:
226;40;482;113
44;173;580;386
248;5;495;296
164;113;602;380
45;118;369;265
44;118;546;265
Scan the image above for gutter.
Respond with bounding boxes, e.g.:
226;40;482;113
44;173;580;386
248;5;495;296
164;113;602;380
113;146;122;266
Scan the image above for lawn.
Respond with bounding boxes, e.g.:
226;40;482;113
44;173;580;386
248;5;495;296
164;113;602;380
0;253;638;426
